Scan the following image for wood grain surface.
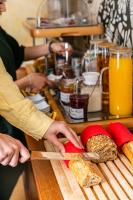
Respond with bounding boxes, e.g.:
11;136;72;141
44;140;133;200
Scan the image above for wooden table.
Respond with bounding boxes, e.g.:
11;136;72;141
24;89;133;200
24;135;64;200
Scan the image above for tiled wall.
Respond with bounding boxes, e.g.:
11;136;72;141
0;0;42;46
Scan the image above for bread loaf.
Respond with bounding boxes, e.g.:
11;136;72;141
64;141;102;187
86;135;117;162
68;159;102;187
81;125;117;163
122;141;133;165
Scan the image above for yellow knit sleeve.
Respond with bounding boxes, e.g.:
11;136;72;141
0;58;53;140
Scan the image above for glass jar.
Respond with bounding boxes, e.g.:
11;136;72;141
59;65;75;111
81;72;102;112
83;39;107;72
97;42;116;109
69;94;89;121
109;47;132;116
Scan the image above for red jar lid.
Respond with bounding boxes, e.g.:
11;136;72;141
108;122;133;148
80;125;111;146
64;141;85;167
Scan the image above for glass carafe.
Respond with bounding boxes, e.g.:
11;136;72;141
109;47;132;116
83;39;107;72
97;42;116;109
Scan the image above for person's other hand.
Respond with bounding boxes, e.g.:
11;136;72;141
44;121;84;153
0;134;30;167
26;72;54;92
50;42;73;56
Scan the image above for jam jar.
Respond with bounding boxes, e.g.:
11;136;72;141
69;94;89;121
59;65;76;111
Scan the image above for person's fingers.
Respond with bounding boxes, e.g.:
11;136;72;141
18;142;30;163
47;134;65;153
62;126;83;149
0;149;14;166
68;127;84;149
9;149;19;167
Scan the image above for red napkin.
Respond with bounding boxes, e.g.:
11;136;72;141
108;122;133;148
80;125;112;146
64;141;85;167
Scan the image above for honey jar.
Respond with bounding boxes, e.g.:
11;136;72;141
59;65;75;111
97;42;116;109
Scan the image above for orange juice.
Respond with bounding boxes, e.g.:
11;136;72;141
109;47;132;116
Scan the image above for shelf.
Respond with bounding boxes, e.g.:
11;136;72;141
23;19;104;38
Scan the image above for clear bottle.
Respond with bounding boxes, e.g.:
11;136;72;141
81;72;102;112
109;47;132;116
97;42;116;109
83;38;107;72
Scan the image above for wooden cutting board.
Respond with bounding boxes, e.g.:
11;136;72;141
44;140;133;200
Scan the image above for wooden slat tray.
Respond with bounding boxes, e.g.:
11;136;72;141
44;140;133;200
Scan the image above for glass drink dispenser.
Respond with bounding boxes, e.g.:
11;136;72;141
109;47;132;116
36;0;92;28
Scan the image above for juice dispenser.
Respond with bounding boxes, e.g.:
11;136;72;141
109;47;132;116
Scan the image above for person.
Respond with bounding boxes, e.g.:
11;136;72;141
0;0;73;140
0;1;83;199
0;57;83;199
98;0;133;48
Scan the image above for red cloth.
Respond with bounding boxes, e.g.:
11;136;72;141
108;122;133;148
64;141;85;167
80;125;112;146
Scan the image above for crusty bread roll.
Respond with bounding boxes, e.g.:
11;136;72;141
122;141;133;165
64;141;102;187
68;159;102;187
86;135;117;162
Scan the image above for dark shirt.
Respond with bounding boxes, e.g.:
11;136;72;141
0;27;24;80
0;27;26;141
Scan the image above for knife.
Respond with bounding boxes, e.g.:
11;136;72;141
30;151;100;161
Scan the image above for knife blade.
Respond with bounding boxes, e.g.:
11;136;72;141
30;151;100;161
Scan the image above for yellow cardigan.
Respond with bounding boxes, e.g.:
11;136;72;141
0;58;53;140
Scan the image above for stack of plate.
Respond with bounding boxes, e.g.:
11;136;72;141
26;94;50;113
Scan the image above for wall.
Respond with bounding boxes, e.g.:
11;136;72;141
0;0;42;46
0;0;102;46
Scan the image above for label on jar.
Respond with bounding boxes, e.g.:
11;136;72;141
60;92;70;103
69;107;84;119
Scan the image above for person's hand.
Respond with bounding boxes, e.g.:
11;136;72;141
21;72;54;92
0;133;30;167
50;42;72;56
44;121;84;153
27;73;52;92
